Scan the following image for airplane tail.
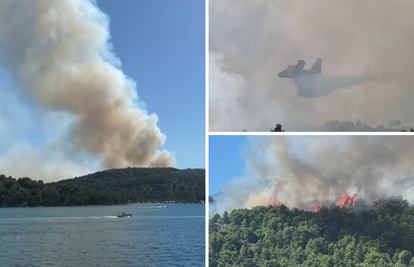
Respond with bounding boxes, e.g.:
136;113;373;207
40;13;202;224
311;58;322;74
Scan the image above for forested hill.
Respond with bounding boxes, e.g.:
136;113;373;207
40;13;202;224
209;196;414;267
0;167;205;207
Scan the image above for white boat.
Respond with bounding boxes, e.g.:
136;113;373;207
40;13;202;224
117;212;132;218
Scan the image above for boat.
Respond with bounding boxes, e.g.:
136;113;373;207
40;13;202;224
117;212;132;218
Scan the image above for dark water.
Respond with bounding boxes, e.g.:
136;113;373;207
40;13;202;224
0;204;205;267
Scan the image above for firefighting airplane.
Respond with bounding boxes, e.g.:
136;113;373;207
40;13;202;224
278;58;322;78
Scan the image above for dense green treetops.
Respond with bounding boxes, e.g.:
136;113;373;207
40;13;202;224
209;196;414;267
0;167;205;207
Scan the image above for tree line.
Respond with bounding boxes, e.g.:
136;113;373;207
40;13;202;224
0;167;205;207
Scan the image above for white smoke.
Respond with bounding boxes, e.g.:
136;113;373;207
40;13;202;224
210;136;414;217
0;0;174;181
209;0;414;131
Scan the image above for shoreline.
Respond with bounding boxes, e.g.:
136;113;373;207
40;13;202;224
0;202;206;208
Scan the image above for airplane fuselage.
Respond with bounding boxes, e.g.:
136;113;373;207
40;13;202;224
278;69;318;78
278;58;322;79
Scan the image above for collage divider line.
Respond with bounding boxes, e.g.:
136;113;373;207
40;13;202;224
205;0;210;266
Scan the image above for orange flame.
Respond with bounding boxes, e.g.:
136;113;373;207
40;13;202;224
270;200;281;207
367;195;385;206
313;203;323;212
269;185;281;207
336;192;359;207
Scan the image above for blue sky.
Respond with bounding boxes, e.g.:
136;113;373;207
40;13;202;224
209;135;249;194
97;0;205;168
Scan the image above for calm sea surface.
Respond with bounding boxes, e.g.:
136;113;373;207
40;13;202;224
0;204;205;267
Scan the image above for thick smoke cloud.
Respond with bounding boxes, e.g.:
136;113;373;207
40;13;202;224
209;0;414;131
0;88;95;182
0;0;174;180
210;136;414;217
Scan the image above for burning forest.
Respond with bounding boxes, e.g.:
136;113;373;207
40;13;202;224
268;190;382;212
209;136;414;218
209;136;414;266
209;194;414;266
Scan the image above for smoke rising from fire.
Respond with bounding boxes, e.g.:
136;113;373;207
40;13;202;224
209;0;414;131
210;136;414;217
0;0;174;180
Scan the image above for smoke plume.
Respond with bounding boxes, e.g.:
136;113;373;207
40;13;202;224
0;0;174;180
209;0;414;131
210;136;414;217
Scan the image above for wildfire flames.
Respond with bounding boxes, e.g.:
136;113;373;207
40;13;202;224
269;185;281;207
313;203;323;212
312;193;360;212
336;193;360;207
270;200;280;206
268;188;380;212
367;196;385;206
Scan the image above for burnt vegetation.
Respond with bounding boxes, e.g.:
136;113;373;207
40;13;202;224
209;196;414;267
0;168;205;207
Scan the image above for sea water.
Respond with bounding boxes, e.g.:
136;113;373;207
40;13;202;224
0;204;205;267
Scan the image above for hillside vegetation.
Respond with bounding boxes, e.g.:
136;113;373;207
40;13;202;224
209;196;414;267
0;167;205;207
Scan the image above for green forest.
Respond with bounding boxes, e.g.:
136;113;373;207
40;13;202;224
209;196;414;267
0;167;205;207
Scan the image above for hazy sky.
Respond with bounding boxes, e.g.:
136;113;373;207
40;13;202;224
209;0;414;131
0;0;205;182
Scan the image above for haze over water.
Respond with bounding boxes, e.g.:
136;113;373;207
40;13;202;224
0;204;205;267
